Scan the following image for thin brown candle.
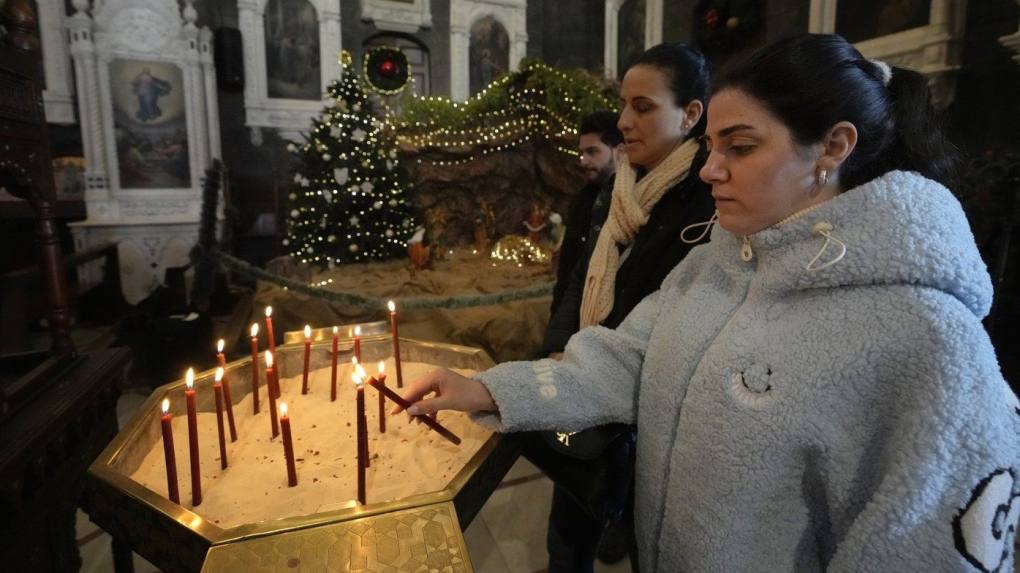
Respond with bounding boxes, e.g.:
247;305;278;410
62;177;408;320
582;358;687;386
279;403;298;487
184;368;202;506
364;371;461;446
265;352;280;439
351;358;369;467
160;399;180;504
353;325;362;364
376;362;386;433
330;326;339;402
301;325;311;395
213;368;228;470
217;340;237;441
352;373;366;505
250;324;260;414
388;301;404;388
266;306;280;388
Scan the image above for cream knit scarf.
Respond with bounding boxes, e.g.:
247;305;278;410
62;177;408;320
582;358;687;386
579;138;700;328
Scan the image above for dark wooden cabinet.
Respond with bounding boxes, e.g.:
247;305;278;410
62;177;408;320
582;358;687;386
0;2;132;571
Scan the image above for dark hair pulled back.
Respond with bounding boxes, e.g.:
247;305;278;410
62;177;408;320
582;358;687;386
712;34;959;190
630;43;711;137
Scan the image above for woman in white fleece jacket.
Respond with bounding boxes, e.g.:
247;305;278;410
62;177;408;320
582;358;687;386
399;34;1020;572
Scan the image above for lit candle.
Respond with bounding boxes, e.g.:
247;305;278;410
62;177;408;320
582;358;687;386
266;306;279;386
185;368;202;506
279;403;298;487
353;325;362;364
250;323;260;414
213;368;228;470
364;370;462;446
217;340;237;442
216;339;227;370
266;352;280;439
301;325;312;395
388;301;404;388
352;373;367;505
330;326;339;402
376;362;387;433
160;398;180;504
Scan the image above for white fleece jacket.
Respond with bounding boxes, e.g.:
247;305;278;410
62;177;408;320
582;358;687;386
473;171;1020;572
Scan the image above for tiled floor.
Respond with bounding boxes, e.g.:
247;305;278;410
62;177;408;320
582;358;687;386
77;386;632;573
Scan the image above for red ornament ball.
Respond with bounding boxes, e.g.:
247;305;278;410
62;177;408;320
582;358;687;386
379;59;396;78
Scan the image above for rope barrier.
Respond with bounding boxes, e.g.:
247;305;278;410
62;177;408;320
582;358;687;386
208;248;554;311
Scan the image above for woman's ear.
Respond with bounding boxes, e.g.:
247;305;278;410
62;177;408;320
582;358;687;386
820;121;858;174
684;100;704;129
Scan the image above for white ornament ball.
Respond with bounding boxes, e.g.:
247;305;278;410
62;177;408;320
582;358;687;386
323;153;331;161
282;238;290;246
286;143;297;152
373;201;383;210
349;244;358;252
388;199;398;207
385;229;394;238
290;209;300;218
307;246;314;254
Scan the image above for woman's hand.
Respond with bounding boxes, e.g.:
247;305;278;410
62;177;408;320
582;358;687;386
395;367;498;417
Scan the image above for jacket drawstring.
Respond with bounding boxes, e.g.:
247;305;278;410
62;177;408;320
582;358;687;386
740;236;753;262
806;222;847;272
681;211;719;244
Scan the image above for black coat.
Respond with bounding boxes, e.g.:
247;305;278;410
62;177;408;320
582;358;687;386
550;180;604;316
540;156;715;355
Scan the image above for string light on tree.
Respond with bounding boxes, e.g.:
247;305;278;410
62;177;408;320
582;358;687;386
284;50;418;268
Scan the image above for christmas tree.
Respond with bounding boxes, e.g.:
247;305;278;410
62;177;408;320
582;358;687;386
283;51;417;268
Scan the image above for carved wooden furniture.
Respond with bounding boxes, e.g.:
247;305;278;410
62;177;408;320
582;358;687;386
0;2;132;571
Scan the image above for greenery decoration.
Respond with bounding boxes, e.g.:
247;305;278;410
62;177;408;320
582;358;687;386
283;50;418;269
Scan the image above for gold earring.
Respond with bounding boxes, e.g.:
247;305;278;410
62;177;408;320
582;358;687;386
817;169;828;187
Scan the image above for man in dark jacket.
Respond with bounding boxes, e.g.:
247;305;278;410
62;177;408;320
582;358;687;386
550;112;625;317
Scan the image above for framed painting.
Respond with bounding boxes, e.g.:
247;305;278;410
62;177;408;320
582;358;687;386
109;59;190;190
238;0;342;142
449;0;527;101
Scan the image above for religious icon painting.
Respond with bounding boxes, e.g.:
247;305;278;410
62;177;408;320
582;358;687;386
263;0;321;100
109;59;190;190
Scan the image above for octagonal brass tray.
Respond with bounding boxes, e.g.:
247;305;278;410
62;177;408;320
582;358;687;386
83;333;520;572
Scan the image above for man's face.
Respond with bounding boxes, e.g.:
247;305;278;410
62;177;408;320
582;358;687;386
578;133;618;183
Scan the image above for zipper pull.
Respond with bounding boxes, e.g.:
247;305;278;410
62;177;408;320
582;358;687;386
741;236;753;262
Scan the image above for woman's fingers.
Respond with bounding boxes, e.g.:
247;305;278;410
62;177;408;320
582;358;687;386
390;366;497;417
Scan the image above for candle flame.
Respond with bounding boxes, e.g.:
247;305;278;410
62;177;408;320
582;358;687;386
354;325;361;337
280;402;288;416
162;398;170;415
388;300;396;312
351;356;358;366
378;361;385;374
266;350;274;368
351;372;363;386
304;325;311;338
332;326;338;334
355;362;367;379
251;323;259;337
186;368;194;390
265;306;273;318
217;339;225;353
215;367;224;382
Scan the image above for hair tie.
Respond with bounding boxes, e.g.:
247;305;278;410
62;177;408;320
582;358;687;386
870;59;893;87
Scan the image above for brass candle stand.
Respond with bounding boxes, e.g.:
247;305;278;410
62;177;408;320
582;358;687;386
83;333;520;572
